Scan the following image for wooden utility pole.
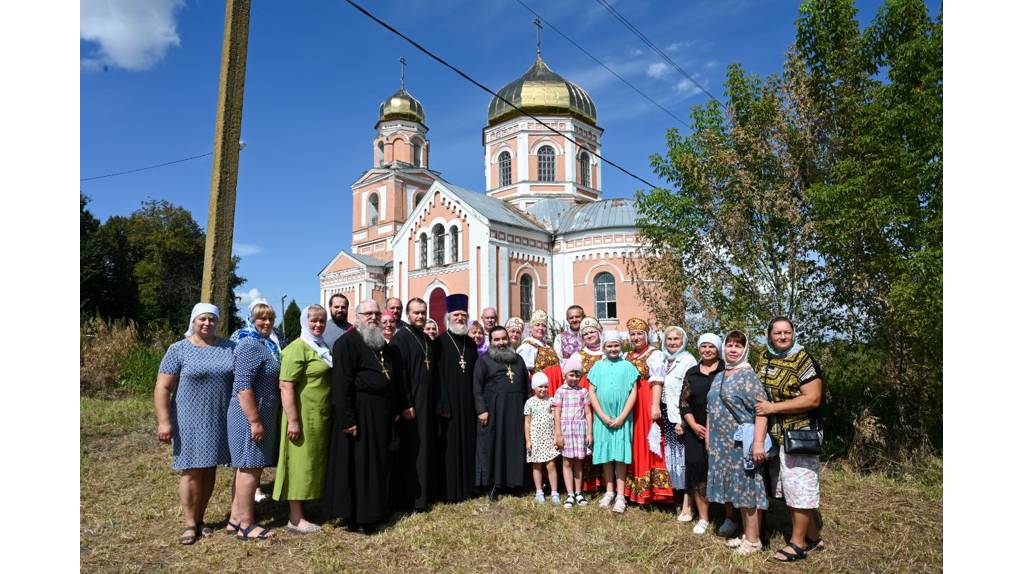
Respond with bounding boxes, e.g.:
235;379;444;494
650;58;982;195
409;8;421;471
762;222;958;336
201;0;250;335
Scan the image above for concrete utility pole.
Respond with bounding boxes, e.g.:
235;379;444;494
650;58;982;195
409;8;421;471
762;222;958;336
201;0;251;335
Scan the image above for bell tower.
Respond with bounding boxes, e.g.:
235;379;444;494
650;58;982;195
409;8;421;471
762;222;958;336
351;58;437;258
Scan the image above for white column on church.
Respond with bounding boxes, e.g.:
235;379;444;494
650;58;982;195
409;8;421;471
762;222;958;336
498;244;510;321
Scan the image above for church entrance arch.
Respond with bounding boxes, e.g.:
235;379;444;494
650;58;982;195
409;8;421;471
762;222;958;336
428;287;447;332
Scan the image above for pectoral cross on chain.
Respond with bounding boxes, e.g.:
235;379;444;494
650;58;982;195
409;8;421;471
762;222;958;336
458;356;467;372
506;365;515;383
424;355;431;371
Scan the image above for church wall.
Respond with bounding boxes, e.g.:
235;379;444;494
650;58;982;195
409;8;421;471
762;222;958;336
571;253;650;333
507;254;549;321
526;134;566;182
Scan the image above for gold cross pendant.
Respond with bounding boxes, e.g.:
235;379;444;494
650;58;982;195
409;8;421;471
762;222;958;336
458;356;467;372
424;356;431;371
506;365;515;383
382;365;390;380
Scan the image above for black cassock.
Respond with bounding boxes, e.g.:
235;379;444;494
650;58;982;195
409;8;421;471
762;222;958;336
434;331;479;502
391;326;438;510
324;331;409;526
473;353;531;488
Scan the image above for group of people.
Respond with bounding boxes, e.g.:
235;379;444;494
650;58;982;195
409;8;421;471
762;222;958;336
155;293;825;563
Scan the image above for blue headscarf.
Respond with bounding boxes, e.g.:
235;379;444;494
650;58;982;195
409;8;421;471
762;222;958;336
233;299;281;361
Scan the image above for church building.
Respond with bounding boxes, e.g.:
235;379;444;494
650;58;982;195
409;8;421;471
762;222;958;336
319;50;655;332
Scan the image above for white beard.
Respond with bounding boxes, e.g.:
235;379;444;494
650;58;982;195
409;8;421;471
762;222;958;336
358;324;386;350
447;320;469;336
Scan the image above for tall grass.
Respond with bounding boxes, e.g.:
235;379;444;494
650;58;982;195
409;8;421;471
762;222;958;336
80;316;173;396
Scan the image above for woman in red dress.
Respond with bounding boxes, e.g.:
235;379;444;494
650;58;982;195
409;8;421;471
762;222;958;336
623;317;674;506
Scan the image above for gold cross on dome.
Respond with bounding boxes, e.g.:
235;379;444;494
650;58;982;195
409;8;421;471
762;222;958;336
534;17;542;57
399;56;406;89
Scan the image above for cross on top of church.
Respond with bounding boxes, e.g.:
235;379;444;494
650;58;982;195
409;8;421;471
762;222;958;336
399;56;406;89
534;17;542;57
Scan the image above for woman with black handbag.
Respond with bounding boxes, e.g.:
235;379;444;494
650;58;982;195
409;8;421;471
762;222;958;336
754;317;825;563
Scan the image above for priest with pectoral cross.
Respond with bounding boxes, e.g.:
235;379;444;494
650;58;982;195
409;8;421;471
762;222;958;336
473;325;531;501
390;297;438;512
434;293;479;503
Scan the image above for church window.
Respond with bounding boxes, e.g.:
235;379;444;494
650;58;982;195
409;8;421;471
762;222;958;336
414;191;425;207
519;274;534;319
594;272;617;319
432;223;446;266
412;142;422;167
378;141;385;166
419;233;428;269
498;151;512;187
449;225;459;262
538;145;555;182
579;151;591;187
368;193;379;226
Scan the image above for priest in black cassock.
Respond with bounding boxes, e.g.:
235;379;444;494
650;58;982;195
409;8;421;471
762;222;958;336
324;300;413;532
390;297;438;511
433;293;479;502
474;326;531;501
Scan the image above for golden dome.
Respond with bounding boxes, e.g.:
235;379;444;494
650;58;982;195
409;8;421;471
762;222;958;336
487;56;597;127
378;87;425;126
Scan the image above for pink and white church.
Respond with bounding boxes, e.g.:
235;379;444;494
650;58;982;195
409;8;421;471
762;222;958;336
319;52;656;332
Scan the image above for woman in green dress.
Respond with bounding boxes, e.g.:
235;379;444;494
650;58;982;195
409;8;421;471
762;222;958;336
273;304;333;533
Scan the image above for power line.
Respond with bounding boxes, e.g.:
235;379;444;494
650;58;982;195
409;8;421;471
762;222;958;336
513;0;687;126
593;0;722;106
80;152;213;182
342;0;659;190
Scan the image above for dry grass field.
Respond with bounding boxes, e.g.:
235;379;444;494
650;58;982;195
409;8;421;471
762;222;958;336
81;396;942;573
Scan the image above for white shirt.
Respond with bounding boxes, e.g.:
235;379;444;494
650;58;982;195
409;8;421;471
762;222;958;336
660;352;698;424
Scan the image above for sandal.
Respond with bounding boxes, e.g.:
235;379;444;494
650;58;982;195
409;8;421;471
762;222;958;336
178;526;199;545
226;520;240;534
773;542;807;562
803;538;826;552
197;522;214;538
236;523;273;541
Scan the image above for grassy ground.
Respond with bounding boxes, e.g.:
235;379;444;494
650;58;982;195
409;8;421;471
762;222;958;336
81;396;942;573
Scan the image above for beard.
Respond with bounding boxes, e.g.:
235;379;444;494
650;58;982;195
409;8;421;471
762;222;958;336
447;320;468;336
487;344;517;364
357;323;386;350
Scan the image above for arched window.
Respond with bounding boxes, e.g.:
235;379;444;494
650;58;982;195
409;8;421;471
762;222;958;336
432;223;446;266
537;145;555;182
377;141;385;166
419;233;428;269
578;151;591;187
498;151;512;187
519;274;534;320
594;272;617;319
412;142;422;167
414;191;425;207
449;225;459;262
368;193;379;226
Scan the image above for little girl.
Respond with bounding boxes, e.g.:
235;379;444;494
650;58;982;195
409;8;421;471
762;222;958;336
553;356;593;508
587;332;639;513
524;372;561;505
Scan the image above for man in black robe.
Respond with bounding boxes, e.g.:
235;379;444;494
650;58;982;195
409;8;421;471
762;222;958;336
434;293;479;503
324;300;412;532
473;326;531;501
390;297;437;511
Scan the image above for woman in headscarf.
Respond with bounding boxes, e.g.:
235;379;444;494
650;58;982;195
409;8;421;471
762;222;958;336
660;326;698;522
754;317;825;561
516;310;561;375
226;300;282;540
153;303;234;545
706;331;770;556
272;305;333;534
504;316;525;349
423;318;439;340
681;333;725;535
623;317;673;506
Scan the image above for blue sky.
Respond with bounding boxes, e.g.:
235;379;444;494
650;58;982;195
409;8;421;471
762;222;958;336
80;0;936;315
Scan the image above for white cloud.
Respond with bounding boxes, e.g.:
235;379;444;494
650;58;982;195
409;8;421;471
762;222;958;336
666;40;697;53
235;288;265;311
81;0;184;71
646;62;671;79
674;78;704;97
233;242;263;257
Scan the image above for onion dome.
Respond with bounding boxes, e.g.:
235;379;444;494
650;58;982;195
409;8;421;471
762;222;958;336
487;56;597;127
378;87;425;126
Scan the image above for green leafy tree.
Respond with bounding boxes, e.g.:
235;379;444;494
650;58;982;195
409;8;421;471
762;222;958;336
283;299;301;344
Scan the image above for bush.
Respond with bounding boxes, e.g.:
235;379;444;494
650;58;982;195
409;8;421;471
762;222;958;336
80;316;167;397
117;346;163;394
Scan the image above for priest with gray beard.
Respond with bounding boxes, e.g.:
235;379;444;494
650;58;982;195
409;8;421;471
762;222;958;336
434;294;479;502
473;325;531;501
324;300;412;533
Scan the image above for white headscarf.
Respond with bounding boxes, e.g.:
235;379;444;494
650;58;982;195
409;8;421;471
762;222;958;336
662;326;692;362
723;332;751;371
697;333;723;357
185;303;220;337
531;372;549;390
300;305;332;367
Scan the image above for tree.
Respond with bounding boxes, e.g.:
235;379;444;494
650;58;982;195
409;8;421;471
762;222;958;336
283;299;301;345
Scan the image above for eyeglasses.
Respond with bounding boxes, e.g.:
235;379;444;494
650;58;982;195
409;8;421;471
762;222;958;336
358;311;381;317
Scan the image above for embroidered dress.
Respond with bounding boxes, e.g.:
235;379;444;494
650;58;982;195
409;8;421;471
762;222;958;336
588;358;639;465
524;396;560;463
706;368;769;510
624;347;673;504
552;385;591;459
517;338;561;374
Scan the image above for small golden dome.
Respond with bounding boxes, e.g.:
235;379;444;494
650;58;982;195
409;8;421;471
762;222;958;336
378;87;425;126
487;56;597;127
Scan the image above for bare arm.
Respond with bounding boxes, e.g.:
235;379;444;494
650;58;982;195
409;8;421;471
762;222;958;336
585;403;594;446
649;381;663;420
553;405;564;449
756;379;823;416
237;389;264;442
280;380;300;441
683;413;707;440
154;373;178;443
752;413;769;463
524;413;533;453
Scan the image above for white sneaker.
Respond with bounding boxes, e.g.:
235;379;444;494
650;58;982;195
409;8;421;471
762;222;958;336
692;519;710;535
718;518;740;538
534;491;546;504
726;536;745;548
550;492;561;505
574;492;588;506
612;495;627;513
598;492;615;508
677;509;694;522
735;538;763;556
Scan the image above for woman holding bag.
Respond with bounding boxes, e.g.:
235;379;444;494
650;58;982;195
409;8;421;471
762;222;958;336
754;317;825;562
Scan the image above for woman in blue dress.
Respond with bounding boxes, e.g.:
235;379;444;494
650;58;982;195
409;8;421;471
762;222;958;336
154;303;235;545
226;300;282;540
706;330;770;556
